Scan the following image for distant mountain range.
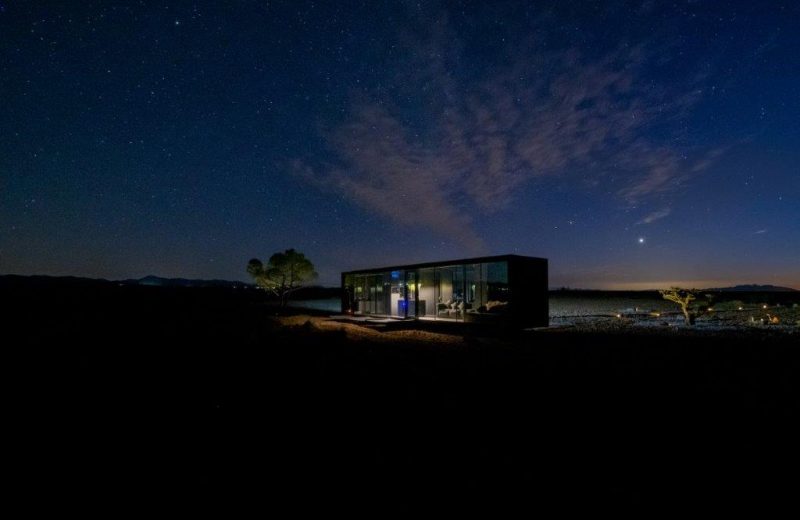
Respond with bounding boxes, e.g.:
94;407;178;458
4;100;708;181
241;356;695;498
703;284;798;292
1;274;796;292
0;274;342;298
112;279;800;292
0;273;251;289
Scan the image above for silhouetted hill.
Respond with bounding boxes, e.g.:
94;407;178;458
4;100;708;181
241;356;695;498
0;274;343;300
0;273;251;289
704;284;798;292
0;274;113;289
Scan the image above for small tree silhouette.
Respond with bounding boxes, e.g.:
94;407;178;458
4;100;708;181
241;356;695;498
247;249;318;307
659;287;698;325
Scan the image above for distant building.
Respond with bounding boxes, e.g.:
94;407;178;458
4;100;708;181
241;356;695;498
341;254;548;328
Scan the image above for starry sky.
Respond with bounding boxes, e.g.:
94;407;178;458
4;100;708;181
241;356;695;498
2;1;798;289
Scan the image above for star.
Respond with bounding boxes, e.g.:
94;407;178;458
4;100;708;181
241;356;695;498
1;2;797;289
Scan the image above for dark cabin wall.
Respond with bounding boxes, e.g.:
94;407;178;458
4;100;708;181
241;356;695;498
508;257;549;328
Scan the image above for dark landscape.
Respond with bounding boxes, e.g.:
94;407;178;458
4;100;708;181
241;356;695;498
10;276;798;509
4;1;799;511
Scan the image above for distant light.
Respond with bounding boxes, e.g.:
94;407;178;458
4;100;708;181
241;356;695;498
738;307;743;311
616;313;622;318
763;304;768;309
638;237;645;244
708;307;714;312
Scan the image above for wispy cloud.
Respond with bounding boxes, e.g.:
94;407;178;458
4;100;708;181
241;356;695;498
754;229;768;234
296;8;723;246
637;207;671;225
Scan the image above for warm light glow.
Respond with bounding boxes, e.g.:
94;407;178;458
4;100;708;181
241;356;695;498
583;279;800;291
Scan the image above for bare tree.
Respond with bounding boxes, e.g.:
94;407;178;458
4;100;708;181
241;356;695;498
247;249;318;307
659;287;698;325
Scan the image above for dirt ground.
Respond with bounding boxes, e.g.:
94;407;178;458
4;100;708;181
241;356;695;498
9;278;799;510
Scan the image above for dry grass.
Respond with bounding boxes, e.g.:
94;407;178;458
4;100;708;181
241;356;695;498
276;315;466;344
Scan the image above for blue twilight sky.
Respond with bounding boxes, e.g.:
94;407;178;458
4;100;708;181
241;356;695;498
1;1;798;288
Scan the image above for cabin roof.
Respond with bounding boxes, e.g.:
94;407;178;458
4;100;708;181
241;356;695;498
341;254;546;276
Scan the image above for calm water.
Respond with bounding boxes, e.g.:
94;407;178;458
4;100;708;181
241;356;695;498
289;298;342;312
288;295;670;316
287;295;798;329
548;294;673;317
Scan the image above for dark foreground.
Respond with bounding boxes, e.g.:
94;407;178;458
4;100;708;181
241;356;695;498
9;278;799;511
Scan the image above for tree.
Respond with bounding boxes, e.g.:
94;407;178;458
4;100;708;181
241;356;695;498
659;287;698;325
247;249;318;307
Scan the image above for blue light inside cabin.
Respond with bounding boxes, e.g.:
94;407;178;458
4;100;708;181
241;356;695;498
391;271;400;280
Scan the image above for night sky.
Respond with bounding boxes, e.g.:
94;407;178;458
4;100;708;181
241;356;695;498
2;1;798;289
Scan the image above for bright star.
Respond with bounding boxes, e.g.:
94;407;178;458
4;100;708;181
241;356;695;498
638;237;645;244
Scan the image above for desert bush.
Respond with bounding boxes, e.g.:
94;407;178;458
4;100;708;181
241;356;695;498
659;288;700;325
713;300;745;311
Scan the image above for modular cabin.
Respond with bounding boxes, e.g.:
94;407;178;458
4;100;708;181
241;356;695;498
341;254;548;328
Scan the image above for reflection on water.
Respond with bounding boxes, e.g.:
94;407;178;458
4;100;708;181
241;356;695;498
291;296;671;316
289;298;341;312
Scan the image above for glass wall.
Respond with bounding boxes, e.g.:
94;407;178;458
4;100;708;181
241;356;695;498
418;268;436;318
343;274;355;313
350;271;390;315
435;265;463;320
345;260;510;321
403;271;416;317
465;263;480;314
389;270;405;317
460;261;509;322
485;261;510;304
